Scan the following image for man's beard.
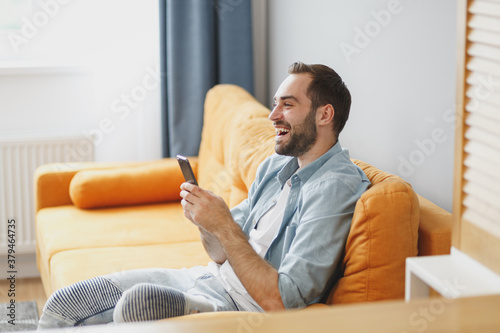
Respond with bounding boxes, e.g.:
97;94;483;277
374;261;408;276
275;108;317;157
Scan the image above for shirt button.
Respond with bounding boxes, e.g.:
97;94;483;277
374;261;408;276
272;198;276;203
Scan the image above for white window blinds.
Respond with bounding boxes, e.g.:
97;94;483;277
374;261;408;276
462;0;500;238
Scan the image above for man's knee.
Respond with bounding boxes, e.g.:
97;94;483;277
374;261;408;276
113;283;187;323
40;276;122;327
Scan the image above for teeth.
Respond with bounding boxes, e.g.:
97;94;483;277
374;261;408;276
276;128;290;135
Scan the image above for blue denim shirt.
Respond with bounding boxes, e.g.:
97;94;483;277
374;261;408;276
230;142;370;309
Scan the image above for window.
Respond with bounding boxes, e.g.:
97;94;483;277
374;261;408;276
454;0;500;274
0;0;32;33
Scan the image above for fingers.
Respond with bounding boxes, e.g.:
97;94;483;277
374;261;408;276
180;182;203;224
179;182;224;217
180;182;200;204
180;190;193;204
180;181;198;192
181;198;193;220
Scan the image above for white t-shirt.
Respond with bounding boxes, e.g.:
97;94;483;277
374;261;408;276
208;179;292;311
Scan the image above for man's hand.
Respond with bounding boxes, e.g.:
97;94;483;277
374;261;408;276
180;182;230;264
180;182;233;234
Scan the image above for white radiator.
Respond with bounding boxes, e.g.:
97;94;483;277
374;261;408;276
0;135;94;254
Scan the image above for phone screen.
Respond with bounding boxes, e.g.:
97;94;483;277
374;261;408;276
176;155;198;186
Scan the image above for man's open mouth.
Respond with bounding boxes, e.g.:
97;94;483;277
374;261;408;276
275;127;290;137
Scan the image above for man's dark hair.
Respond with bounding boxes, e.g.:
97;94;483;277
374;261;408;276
288;62;351;139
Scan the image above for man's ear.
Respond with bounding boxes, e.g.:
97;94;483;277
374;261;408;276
317;104;334;126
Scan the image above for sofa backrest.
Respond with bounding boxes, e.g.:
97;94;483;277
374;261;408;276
197;84;275;208
328;159;420;304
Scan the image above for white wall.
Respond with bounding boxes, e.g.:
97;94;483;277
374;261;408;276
267;0;457;212
0;0;161;162
0;0;457;211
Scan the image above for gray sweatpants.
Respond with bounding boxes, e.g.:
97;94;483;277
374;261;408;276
37;266;240;329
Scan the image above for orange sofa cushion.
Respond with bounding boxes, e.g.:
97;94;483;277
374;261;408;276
69;158;195;209
49;242;211;291
328;160;419;304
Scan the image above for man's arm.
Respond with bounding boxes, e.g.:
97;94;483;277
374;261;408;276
180;182;285;311
215;220;285;311
199;228;226;264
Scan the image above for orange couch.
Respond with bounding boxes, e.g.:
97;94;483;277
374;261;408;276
35;84;452;306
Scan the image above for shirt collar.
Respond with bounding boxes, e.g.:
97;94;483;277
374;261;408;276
277;141;344;186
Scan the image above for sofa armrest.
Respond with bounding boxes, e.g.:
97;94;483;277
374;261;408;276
417;194;452;256
35;158;199;211
35;161;143;211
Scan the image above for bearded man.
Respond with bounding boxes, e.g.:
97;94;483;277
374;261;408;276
38;62;370;328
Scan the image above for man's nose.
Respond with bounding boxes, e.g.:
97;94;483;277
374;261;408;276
268;105;281;121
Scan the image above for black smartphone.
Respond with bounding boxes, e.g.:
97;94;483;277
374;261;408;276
176;155;198;186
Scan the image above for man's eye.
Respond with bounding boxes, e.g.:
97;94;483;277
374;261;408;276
284;103;292;107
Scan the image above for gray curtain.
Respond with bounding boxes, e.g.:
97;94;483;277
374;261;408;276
160;0;254;157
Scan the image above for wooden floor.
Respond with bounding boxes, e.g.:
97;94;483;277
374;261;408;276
0;277;47;318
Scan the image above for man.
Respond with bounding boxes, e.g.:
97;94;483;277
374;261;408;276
38;62;369;328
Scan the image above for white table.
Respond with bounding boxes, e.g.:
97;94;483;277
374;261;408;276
405;247;500;301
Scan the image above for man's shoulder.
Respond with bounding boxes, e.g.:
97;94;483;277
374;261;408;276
310;150;369;193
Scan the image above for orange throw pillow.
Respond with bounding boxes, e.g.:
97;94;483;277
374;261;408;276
328;176;419;303
69;159;191;209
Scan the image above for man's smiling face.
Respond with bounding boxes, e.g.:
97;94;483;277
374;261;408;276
269;73;318;157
